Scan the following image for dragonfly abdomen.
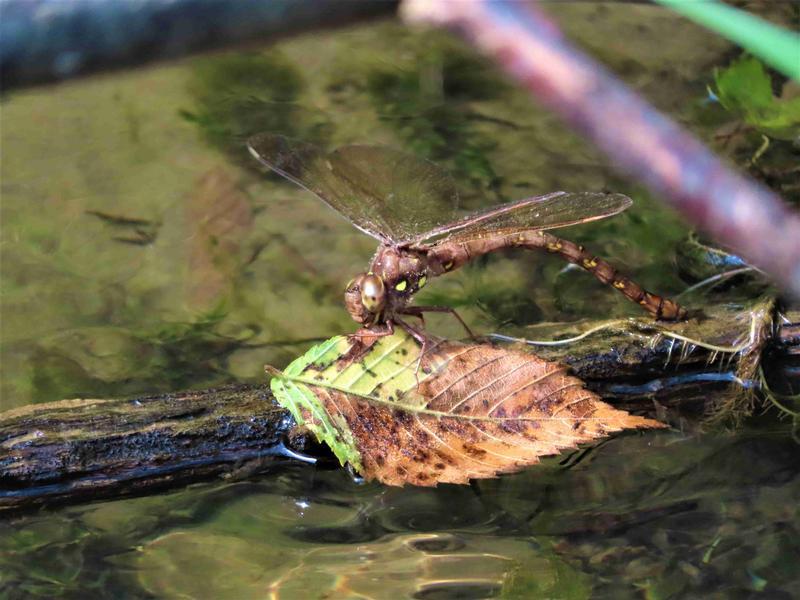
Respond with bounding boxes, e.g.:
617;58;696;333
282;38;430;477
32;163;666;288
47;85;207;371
430;230;687;321
527;231;687;320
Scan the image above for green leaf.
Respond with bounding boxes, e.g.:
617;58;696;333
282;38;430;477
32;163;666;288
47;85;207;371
269;329;663;486
271;335;368;471
270;331;435;472
714;56;800;140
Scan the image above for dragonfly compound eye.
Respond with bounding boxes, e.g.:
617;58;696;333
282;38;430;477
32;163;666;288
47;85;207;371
344;273;375;324
360;273;386;313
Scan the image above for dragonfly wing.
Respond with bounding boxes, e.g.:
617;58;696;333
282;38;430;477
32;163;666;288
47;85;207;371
415;191;633;245
247;133;461;243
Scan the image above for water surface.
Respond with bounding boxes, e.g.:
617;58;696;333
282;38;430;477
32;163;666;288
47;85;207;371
2;4;798;598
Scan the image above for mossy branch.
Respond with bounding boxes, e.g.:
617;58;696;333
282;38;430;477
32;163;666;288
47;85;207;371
2;302;797;513
0;385;307;515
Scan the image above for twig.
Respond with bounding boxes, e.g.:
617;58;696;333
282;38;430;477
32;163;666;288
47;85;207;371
402;0;800;299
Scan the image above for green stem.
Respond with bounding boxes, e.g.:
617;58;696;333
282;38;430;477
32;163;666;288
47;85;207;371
653;0;800;80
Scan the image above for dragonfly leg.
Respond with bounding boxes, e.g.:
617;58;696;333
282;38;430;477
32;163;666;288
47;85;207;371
402;306;476;340
394;317;431;378
403;310;426;328
349;321;394;343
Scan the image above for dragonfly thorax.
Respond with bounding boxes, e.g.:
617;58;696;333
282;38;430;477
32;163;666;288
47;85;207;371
250;134;687;325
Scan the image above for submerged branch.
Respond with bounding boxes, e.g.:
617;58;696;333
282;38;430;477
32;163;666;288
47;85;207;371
1;302;797;513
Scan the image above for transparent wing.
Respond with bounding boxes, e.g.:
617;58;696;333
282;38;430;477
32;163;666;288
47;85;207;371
417;191;633;246
247;133;461;243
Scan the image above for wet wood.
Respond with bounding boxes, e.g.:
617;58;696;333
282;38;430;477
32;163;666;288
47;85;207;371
1;304;797;514
511;303;800;425
0;384;308;515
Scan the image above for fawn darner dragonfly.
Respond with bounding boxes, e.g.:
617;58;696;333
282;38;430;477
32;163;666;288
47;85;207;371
248;134;687;344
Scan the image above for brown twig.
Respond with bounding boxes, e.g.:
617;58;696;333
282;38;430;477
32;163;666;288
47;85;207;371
402;0;800;299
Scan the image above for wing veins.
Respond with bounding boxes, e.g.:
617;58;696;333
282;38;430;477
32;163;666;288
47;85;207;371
248;141;390;242
412;191;567;244
415;192;632;247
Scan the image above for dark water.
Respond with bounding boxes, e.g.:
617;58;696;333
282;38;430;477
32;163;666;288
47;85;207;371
2;430;797;598
2;4;798;598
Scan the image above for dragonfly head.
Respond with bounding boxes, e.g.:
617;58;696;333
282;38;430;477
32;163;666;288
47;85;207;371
344;272;386;324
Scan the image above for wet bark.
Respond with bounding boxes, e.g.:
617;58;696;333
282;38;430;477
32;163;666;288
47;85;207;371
2;303;797;514
0;384;308;514
508;301;797;414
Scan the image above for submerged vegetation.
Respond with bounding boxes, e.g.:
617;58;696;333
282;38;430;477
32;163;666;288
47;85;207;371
360;40;508;193
2;4;800;598
27;304;245;402
179;52;311;164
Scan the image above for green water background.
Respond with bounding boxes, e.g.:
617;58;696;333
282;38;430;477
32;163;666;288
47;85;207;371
1;3;798;598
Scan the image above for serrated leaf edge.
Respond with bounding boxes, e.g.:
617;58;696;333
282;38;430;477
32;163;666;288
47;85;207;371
269;335;364;470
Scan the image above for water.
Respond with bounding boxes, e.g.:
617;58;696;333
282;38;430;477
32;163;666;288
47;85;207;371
2;430;797;598
2;4;798;598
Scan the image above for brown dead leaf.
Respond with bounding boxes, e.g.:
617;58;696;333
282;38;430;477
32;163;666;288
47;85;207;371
270;330;665;486
185;168;253;309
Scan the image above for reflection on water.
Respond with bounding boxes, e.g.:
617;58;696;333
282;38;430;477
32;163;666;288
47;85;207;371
2;3;798;599
1;430;797;598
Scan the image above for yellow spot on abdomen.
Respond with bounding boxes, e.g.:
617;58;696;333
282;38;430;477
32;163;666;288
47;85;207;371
582;258;598;268
418;275;427;288
395;280;408;291
443;261;454;271
613;280;626;289
547;242;562;251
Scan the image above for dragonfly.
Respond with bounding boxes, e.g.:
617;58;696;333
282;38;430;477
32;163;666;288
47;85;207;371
248;134;687;347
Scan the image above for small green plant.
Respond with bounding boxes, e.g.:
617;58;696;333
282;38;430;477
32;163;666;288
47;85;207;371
713;56;800;142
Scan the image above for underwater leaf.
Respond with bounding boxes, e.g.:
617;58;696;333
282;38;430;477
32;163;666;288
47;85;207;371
185;167;254;310
714;56;800;141
270;330;664;486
